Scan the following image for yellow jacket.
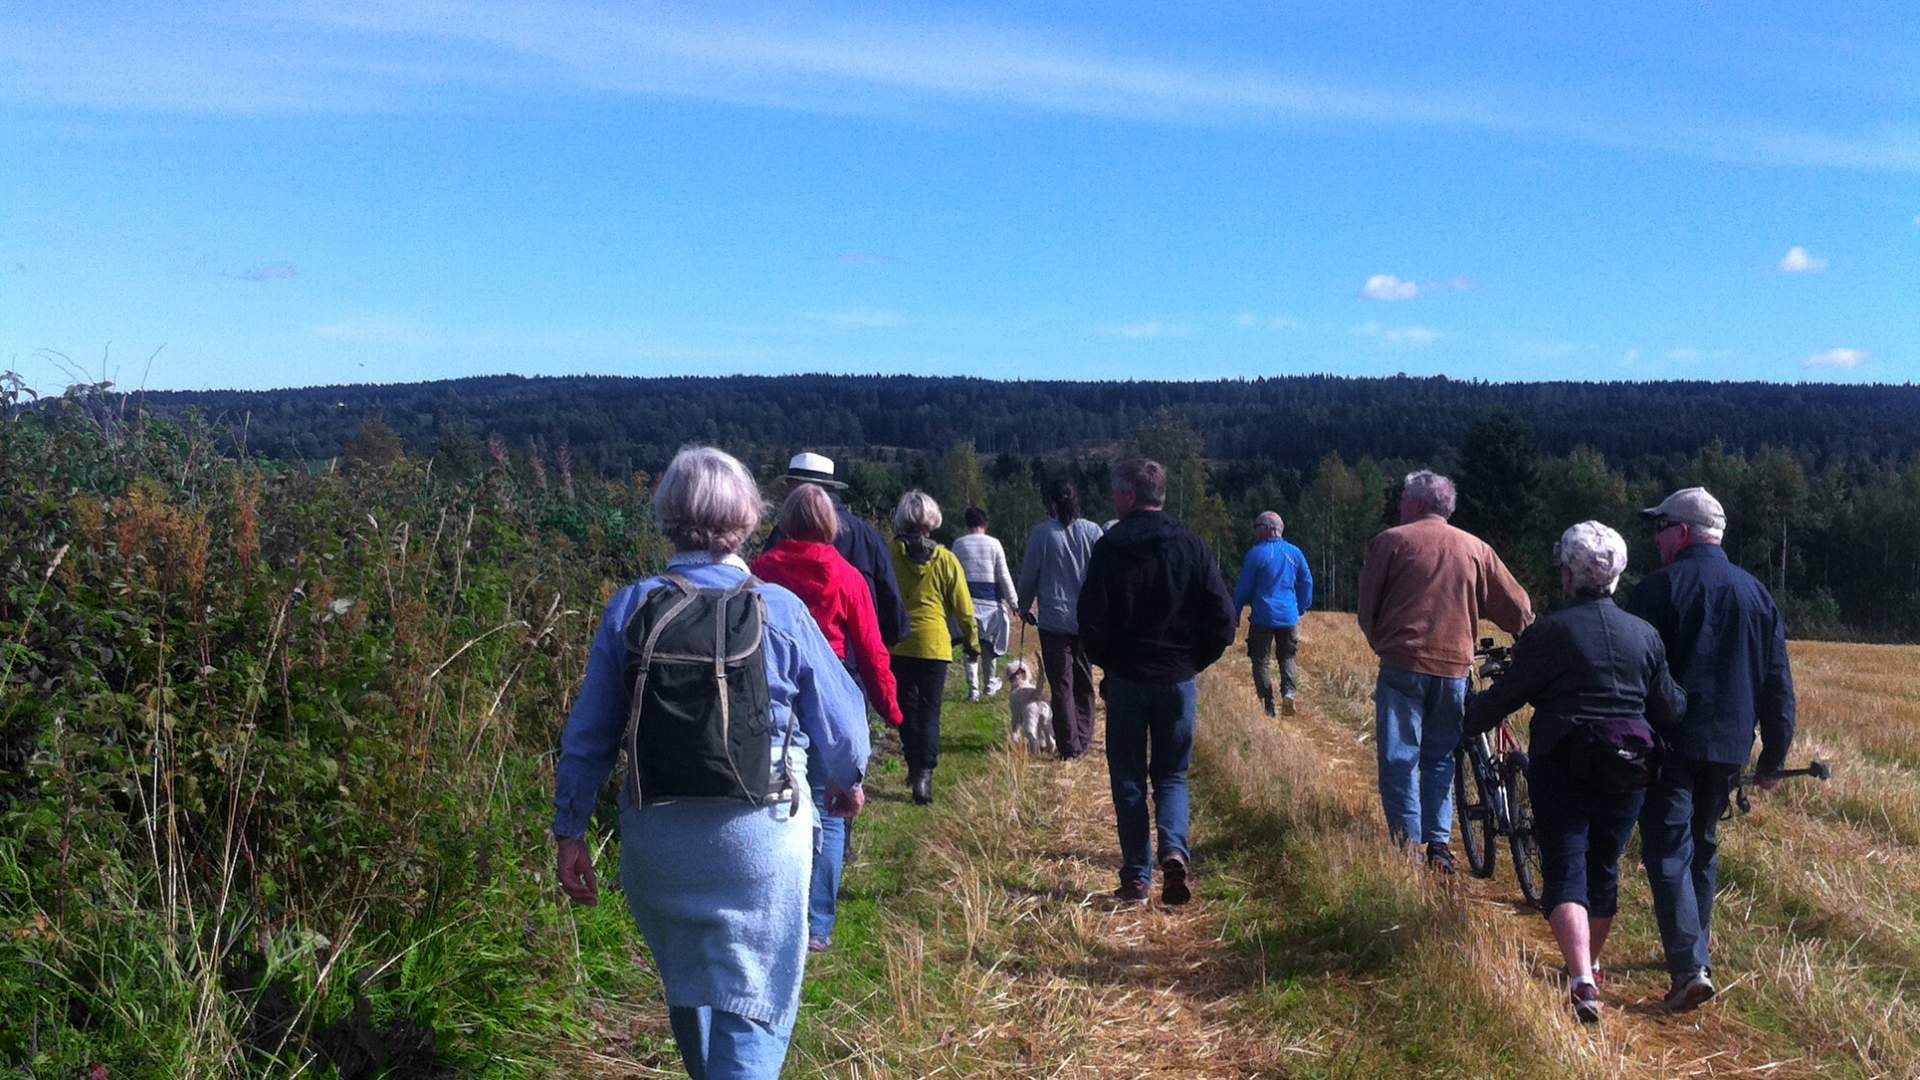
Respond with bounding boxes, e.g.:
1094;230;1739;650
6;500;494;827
888;535;978;662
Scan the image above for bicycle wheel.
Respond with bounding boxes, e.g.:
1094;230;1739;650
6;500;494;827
1453;743;1495;877
1503;751;1545;909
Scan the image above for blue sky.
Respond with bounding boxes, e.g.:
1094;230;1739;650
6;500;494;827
2;2;1915;391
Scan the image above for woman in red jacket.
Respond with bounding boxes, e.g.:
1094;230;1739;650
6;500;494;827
751;483;902;950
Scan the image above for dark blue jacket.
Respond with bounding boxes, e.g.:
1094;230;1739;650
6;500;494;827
1625;545;1795;771
767;494;910;646
1078;510;1236;685
1232;538;1314;628
1465;595;1686;761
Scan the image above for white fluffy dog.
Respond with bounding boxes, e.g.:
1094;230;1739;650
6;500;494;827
1004;658;1055;755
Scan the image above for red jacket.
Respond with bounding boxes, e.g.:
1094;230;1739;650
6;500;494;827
751;540;904;727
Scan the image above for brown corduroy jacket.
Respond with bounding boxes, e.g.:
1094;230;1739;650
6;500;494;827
1357;515;1534;678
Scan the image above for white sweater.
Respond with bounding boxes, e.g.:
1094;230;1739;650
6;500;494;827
951;533;1018;605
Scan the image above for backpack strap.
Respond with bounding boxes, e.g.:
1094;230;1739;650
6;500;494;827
623;576;702;805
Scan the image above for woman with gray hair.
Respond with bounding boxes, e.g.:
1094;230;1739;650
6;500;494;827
887;489;977;804
552;446;872;1076
1465;520;1685;1025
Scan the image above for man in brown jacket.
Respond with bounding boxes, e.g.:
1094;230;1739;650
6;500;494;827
1358;470;1533;871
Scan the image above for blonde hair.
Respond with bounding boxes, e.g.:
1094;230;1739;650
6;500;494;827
652;446;766;555
893;490;942;534
779;483;839;544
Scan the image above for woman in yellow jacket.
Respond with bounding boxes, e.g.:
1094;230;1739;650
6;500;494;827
888;490;978;805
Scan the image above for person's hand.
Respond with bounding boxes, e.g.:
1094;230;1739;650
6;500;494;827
556;836;599;906
964;648;981;663
824;786;867;819
1755;773;1781;792
1018;608;1038;627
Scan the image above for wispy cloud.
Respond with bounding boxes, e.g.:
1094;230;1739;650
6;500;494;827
1804;346;1866;370
1359;274;1420;301
806;308;904;329
1354;321;1440;346
1777;245;1828;273
235;262;299;282
5;6;1915;172
1232;312;1300;331
312;317;442;348
1097;320;1193;341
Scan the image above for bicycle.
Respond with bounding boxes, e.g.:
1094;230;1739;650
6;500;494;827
1453;638;1546;908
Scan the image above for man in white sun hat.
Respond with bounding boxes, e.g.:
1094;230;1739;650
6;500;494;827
1626;485;1796;1015
767;451;909;647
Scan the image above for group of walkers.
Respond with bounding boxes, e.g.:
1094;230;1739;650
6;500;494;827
550;445;1797;1076
1362;472;1795;1025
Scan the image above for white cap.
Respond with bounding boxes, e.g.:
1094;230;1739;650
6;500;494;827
1641;486;1726;532
1556;520;1629;594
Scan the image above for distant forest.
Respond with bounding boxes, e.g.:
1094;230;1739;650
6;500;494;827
51;373;1920;641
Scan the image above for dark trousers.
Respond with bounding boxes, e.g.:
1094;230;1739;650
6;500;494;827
1040;631;1096;758
1246;623;1299;703
890;656;949;772
1640;758;1740;977
1530;749;1644;918
1104;676;1196;887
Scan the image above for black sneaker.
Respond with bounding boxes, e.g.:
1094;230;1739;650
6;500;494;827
1570;980;1602;1024
1160;858;1192;906
1425;843;1456;874
1113;880;1149;904
1663;969;1715;1013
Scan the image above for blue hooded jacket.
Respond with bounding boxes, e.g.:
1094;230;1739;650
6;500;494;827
1233;537;1314;629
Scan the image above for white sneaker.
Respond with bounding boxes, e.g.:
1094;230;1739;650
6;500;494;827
966;691;981;704
986;678;1003;697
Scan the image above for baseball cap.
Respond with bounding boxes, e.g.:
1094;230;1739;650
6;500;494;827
1641;486;1726;531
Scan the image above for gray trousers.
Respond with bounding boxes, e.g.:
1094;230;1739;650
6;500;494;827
1246;623;1299;702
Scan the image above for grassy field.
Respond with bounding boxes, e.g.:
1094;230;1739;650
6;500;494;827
606;614;1920;1078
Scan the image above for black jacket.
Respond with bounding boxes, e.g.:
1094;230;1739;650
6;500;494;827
1077;510;1236;684
1466;595;1686;760
767;494;910;646
1625;544;1795;771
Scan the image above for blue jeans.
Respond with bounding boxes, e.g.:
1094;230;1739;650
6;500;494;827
1104;676;1196;887
667;1005;795;1080
1640;758;1739;977
1374;665;1467;848
808;783;846;945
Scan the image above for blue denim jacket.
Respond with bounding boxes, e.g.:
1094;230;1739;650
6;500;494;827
551;554;872;839
1625;544;1795;771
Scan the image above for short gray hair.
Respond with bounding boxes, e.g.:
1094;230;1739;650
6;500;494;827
1402;470;1456;519
1557;520;1628;596
1113;458;1167;509
893;489;942;534
1255;510;1284;534
653;446;766;555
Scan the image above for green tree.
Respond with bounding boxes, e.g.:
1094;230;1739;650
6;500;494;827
1455;408;1545;591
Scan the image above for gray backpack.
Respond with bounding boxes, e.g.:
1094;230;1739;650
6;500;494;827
621;575;795;808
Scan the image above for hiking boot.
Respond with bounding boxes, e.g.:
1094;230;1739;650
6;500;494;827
1113;880;1149;904
1262;697;1277;718
1160;857;1192;906
1426;842;1457;875
1570;980;1602;1024
1281;695;1296;716
1663;969;1715;1013
909;769;933;806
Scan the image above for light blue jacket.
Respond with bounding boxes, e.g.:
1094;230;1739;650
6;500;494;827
552;554;872;839
1233;538;1314;629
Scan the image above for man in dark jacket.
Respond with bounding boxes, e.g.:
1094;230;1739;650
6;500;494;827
766;452;910;646
1078;458;1236;906
1627;486;1796;1013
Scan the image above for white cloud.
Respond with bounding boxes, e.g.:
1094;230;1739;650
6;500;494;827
1668;347;1702;362
1359;274;1420;301
1354;321;1439;346
1777;245;1829;273
1804;347;1866;370
1622;347;1641;365
1100;320;1191;340
806;308;904;329
1232;312;1299;331
312;317;443;348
